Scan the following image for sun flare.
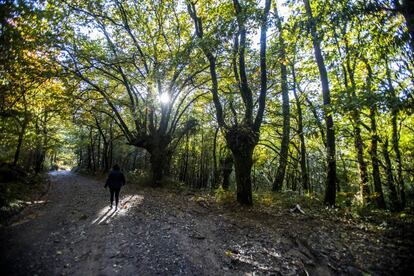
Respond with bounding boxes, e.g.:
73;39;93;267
159;93;170;104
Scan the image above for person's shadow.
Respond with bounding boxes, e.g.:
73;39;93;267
91;208;116;225
91;194;144;225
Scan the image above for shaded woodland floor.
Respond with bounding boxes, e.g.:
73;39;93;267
0;171;413;275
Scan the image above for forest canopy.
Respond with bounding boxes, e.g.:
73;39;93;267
1;0;413;209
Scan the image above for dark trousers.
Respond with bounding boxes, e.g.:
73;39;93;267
109;188;121;207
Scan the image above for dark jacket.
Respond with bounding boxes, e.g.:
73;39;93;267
105;170;126;189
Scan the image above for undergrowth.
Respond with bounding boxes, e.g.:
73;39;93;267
0;165;48;224
122;170;414;225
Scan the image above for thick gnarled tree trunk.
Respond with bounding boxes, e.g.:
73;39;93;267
133;132;173;186
233;151;254;204
226;126;258;205
149;146;169;186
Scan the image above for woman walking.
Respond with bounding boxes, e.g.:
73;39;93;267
104;164;126;210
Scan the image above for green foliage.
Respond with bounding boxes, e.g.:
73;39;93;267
214;186;236;203
0;167;47;223
0;0;73;172
252;191;324;210
1;0;413;209
336;192;355;208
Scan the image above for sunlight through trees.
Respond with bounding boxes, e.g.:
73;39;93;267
1;0;413;209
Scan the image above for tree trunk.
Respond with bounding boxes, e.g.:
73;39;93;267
97;133;101;170
353;115;370;202
109;122;113;169
221;153;233;190
395;0;414;56
200;129;205;188
78;149;82;167
341;33;370;203
272;91;290;192
272;6;290;192
292;64;309;192
102;141;109;172
13;95;29;166
34;148;45;174
144;133;172;186
89;128;96;172
383;139;401;211
149;146;167;186
370;105;386;208
304;0;337;206
364;59;386;208
391;110;406;208
13;116;28;166
179;132;189;183
87;144;92;170
225;126;258;205
212;127;219;189
386;60;406;208
232;149;254;205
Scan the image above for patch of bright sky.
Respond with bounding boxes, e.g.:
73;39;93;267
252;0;291;48
78;23;104;40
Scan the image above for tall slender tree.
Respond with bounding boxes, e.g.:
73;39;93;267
363;58;386;208
303;0;337;205
332;21;370;202
272;4;290;192
291;63;309;192
385;59;406;209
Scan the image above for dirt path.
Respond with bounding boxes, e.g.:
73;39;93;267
1;171;413;275
0;171;222;275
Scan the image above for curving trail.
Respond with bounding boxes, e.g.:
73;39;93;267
0;171;412;275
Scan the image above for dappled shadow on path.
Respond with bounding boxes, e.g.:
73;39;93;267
91;194;144;225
